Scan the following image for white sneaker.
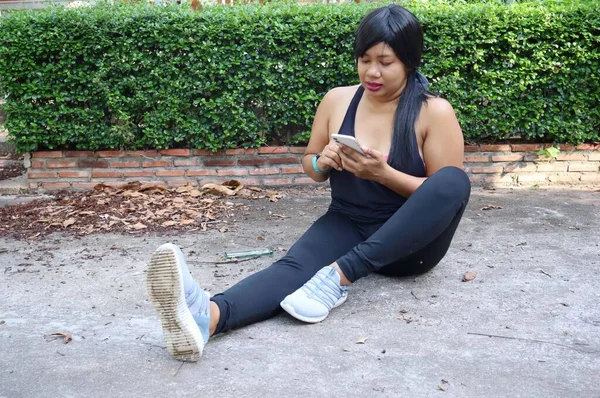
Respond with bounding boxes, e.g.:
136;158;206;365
147;243;210;362
280;266;348;323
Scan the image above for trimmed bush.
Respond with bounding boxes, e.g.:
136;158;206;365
0;1;598;152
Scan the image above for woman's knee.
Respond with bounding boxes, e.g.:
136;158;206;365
428;166;471;201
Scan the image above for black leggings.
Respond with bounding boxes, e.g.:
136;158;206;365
211;166;471;334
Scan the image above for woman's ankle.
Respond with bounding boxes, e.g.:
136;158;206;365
209;301;220;337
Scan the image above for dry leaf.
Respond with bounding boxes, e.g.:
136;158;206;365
463;271;477;282
62;218;76;228
161;220;177;227
257;236;264;241
355;337;367;344
219;226;228;233
189;189;202;197
131;222;147;230
50;331;72;344
481;205;503;211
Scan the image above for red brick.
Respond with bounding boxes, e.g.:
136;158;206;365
464;155;490;163
167;180;196;187
576;144;600;151
126;150;158;157
262;178;293;186
294;177;320;184
536;163;569;172
78;159;109;168
249;168;280;175
92;170;123;178
268;157;301;165
225;148;257;155
160;149;190;156
469;166;503;174
238;159;268;167
124;170;154;178
143;160;172;168
581;173;600;182
517;174;548;183
187;169;218;177
492;155;524;162
463;145;479;152
502;163;537;173
216;169;249;176
281;166;304;174
29;183;39;189
41;182;71;190
289;147;307;154
480;144;511;152
174;159;200;167
556;153;587;161
110;161;140;168
72;183;99;191
64;151;94;158
58;170;89;178
192;149;224;156
97;151;126;158
28;171;57;179
156;170;185;177
559;144;576;151
568;163;599;172
547;173;582;183
511;144;543;152
32;151;63;158
30;160;45;169
258;146;288;154
204;159;235;167
46;160;77;168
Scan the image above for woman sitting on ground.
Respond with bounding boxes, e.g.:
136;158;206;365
147;4;471;362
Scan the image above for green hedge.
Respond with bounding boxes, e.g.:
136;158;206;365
0;1;598;152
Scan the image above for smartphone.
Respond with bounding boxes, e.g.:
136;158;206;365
331;134;365;155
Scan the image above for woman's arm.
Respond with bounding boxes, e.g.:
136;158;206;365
302;89;344;182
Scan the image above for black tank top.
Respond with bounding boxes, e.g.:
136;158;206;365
328;86;427;222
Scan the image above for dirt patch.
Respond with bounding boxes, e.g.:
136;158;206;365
0;180;286;239
0;160;25;181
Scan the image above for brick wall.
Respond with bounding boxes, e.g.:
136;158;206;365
26;144;600;191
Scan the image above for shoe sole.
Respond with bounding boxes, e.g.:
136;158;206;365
147;244;204;362
280;292;348;324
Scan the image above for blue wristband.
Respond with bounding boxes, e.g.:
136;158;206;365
312;154;330;174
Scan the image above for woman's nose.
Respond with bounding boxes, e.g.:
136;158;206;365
367;65;381;78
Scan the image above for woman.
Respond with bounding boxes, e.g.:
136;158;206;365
147;4;471;362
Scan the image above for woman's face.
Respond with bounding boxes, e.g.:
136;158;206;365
357;42;408;99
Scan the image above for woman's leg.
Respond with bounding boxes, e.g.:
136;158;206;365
337;166;471;282
375;199;467;277
210;211;364;334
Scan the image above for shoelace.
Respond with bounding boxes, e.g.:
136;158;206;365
301;268;347;309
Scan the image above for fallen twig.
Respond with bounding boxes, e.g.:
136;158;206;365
467;332;595;353
191;255;263;265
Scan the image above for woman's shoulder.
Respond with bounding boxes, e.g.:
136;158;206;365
322;85;361;104
422;96;455;117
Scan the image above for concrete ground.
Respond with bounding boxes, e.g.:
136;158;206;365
0;187;599;397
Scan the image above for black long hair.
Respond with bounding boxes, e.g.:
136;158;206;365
354;5;434;170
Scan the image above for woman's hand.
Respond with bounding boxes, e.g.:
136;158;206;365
317;141;344;172
339;145;389;182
